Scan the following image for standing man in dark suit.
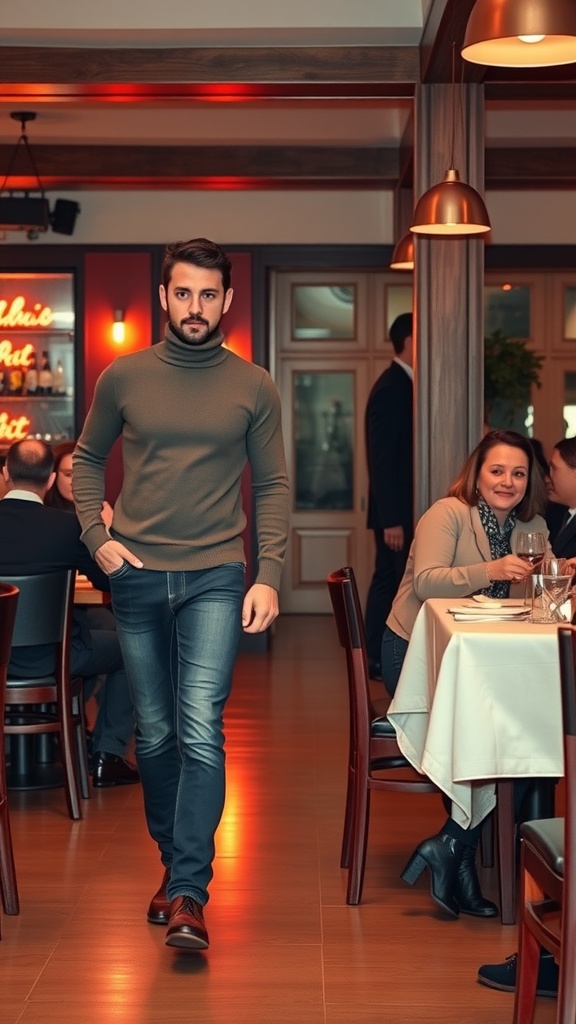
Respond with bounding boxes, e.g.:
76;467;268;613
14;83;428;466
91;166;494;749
364;312;414;680
0;438;138;787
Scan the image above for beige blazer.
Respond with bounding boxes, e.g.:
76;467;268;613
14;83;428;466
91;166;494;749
387;496;549;641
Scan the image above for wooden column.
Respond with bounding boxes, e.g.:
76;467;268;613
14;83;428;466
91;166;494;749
413;82;486;518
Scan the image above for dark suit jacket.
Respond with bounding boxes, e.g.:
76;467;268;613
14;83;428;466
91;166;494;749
365;360;413;531
0;497;109;675
548;501;576;558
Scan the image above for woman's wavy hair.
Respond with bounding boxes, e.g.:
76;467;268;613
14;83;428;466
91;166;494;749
447;429;547;522
45;440;76;511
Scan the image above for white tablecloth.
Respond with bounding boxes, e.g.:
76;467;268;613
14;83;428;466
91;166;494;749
387;598;564;829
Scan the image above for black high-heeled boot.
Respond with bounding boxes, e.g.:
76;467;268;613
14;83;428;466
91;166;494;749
400;831;463;917
455;845;498;917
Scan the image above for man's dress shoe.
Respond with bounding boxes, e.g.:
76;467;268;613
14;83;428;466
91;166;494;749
92;752;140;788
165;895;209;950
147;867;171;925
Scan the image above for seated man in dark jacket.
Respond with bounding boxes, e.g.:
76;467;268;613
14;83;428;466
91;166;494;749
0;438;138;787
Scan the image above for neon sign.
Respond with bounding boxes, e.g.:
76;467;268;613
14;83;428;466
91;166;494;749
0;340;35;369
0;413;31;441
0;296;54;328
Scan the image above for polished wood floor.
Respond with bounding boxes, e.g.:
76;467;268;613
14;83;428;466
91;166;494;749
2;614;556;1024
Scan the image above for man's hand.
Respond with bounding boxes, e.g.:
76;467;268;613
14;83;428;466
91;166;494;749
242;583;279;633
94;539;143;574
384;525;404;551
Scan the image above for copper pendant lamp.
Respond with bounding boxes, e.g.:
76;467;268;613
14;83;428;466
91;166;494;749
462;0;576;68
410;44;491;238
390;233;414;270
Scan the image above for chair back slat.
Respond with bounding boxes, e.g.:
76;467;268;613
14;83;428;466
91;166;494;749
558;627;576;738
0;585;19;669
557;628;576;871
1;571;73;650
327;566;375;740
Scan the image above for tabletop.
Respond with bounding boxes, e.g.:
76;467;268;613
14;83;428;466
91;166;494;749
387;597;563;829
74;574;109;606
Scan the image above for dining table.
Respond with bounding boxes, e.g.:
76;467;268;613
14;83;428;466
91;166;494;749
387;597;564;832
74;573;110;606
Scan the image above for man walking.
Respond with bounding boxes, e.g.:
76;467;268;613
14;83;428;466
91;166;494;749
364;312;414;680
73;237;289;951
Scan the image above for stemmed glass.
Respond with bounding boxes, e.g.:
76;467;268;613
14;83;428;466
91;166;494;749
515;532;546;605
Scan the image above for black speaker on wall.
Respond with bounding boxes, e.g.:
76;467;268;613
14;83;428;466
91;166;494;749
51;198;80;235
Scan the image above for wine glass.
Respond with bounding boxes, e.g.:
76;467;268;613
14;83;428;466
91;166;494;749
515;532;546;605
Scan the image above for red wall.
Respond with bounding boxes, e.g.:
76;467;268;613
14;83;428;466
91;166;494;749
83;251;153;500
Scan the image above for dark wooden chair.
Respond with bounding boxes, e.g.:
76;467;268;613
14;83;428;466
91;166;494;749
3;570;88;821
326;566;438;904
0;582;20;935
513;625;576;1024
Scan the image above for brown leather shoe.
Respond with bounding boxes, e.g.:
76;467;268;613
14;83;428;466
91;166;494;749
165;895;209;950
147;867;171;925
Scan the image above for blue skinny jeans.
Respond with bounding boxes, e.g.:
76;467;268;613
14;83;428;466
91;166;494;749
109;562;245;905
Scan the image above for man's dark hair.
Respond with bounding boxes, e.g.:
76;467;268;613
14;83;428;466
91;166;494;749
388;312;413;355
6;439;54;488
555;437;576;470
162;237;232;292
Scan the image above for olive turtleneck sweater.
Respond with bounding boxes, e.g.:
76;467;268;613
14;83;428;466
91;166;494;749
73;326;289;590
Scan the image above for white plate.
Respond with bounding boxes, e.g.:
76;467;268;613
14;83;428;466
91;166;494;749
451;611;530;622
448;605;529;618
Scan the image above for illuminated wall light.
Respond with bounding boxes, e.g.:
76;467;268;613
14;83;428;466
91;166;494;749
112;309;125;344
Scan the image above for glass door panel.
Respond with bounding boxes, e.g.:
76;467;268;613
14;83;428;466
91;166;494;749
563;370;576;436
274;271;369;354
292;285;355;340
294;371;354;510
484;284;531;338
564;286;576;340
384;284;413;337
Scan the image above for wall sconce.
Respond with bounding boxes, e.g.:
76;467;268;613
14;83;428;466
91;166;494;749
112;309;125;344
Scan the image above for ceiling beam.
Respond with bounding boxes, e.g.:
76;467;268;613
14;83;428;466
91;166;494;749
486;147;576;188
1;141;574;191
0;45;419;93
0;143;400;190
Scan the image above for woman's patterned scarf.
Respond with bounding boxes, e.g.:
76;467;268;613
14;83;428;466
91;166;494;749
476;496;516;598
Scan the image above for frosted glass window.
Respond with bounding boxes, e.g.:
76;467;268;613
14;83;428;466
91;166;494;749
294;371;354;510
485;285;530;338
292;285;355;340
564;286;576;340
563;371;576;437
386;285;412;334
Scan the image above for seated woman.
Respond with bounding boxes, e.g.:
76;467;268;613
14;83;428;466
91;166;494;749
381;429;549;920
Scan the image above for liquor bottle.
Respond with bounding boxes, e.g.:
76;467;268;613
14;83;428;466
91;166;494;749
53;360;66;394
7;368;24;395
25;353;38;394
38;351;54;395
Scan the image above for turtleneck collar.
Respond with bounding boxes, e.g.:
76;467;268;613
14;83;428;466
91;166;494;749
154;323;229;368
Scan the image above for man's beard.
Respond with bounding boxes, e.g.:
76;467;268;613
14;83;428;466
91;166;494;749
169;316;222;347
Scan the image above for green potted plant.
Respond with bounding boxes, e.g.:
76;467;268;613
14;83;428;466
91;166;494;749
484;329;544;432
